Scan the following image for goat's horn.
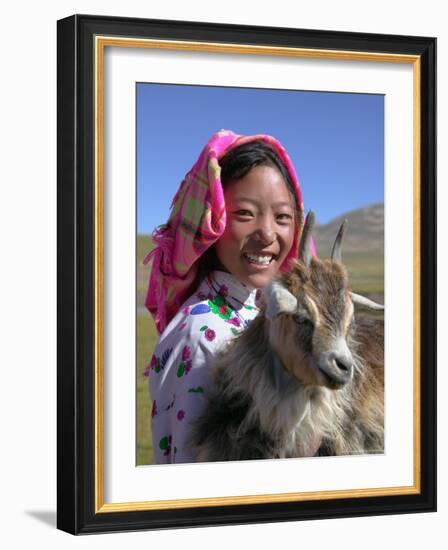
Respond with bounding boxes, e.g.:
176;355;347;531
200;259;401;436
299;210;315;266
350;292;384;310
331;219;348;263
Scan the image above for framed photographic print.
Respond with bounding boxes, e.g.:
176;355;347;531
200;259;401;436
57;14;436;534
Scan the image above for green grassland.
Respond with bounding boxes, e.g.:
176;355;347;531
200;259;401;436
341;252;384;295
136;235;384;466
137;313;157;465
137;235;156;465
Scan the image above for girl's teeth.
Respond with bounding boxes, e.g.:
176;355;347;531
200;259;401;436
245;253;273;265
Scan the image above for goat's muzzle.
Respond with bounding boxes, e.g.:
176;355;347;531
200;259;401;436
317;342;353;389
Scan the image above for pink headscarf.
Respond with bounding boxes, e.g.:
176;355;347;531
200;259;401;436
144;129;308;334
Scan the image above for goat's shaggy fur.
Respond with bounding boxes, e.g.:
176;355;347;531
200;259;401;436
190;256;384;462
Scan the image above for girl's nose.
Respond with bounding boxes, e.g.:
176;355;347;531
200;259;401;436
254;219;275;244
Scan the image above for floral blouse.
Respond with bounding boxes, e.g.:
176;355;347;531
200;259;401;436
145;271;259;464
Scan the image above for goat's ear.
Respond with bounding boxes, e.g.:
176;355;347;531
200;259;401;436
265;281;298;320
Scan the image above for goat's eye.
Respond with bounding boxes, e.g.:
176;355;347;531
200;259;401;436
294;315;313;329
348;316;356;333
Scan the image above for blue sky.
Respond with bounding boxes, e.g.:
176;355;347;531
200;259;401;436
137;83;384;234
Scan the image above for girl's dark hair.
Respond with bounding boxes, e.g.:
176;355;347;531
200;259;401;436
220;140;295;199
219;140;302;224
195;139;302;282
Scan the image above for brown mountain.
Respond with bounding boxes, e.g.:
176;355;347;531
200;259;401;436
312;203;384;258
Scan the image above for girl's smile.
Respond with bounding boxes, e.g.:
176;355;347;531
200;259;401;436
214;164;295;289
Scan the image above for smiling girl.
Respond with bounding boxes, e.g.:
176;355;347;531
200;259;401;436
144;129;308;464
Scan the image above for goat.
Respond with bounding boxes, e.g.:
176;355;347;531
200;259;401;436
190;211;384;461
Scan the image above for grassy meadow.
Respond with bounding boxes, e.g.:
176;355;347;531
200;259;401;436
136;235;384;466
136;235;157;465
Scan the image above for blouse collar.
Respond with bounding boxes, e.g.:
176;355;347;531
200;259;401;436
208;270;259;310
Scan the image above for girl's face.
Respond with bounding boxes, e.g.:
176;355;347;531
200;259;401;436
215;164;295;289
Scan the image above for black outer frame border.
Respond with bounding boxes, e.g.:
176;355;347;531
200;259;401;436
57;14;437;535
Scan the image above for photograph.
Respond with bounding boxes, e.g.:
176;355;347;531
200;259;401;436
136;84;385;466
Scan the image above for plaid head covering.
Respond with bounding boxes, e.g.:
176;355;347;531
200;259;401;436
143;129;308;334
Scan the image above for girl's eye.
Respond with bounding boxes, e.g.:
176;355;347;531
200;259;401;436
276;213;293;222
235;210;253;217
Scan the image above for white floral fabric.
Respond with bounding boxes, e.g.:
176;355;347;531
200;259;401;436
145;270;259;464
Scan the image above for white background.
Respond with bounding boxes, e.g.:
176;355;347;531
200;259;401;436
0;0;444;547
106;48;414;502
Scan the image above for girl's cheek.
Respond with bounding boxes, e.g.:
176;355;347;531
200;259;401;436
216;226;242;252
281;223;295;240
225;221;247;241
